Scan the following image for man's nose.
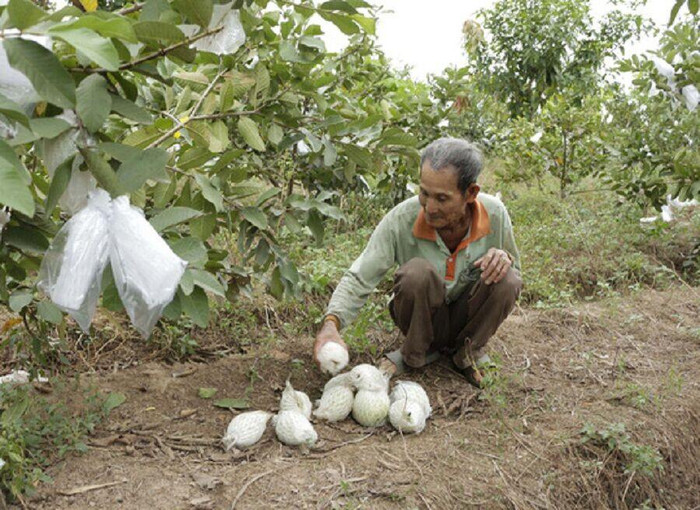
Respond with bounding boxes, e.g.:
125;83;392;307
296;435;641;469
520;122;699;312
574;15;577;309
425;199;438;214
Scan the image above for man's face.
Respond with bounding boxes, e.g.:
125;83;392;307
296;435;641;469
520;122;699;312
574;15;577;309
418;162;478;230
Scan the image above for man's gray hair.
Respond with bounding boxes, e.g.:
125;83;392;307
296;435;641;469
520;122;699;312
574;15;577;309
420;138;484;194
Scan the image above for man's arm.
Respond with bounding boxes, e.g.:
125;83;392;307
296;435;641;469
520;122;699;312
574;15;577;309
313;213;398;369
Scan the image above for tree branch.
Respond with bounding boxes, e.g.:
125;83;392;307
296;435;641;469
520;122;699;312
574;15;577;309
69;26;224;74
117;2;143;15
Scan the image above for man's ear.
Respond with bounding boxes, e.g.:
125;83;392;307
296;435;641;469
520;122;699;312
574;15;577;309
465;183;480;203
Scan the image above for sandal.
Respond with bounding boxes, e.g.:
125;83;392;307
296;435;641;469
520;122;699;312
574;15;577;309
379;349;441;378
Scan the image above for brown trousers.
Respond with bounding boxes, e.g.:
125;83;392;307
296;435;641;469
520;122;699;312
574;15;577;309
389;258;522;369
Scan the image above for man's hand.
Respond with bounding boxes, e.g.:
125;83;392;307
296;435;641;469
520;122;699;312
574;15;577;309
313;319;348;370
474;248;512;285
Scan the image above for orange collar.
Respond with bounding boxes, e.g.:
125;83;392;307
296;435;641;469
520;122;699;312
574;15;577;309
412;199;491;250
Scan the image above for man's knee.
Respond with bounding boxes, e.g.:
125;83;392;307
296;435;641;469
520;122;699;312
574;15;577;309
490;268;522;305
394;258;443;296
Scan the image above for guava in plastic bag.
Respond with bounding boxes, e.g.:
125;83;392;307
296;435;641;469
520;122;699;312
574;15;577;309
192;3;246;55
109;196;187;337
38;189;112;331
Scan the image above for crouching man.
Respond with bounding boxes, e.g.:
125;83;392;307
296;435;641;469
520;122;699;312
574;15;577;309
314;138;522;388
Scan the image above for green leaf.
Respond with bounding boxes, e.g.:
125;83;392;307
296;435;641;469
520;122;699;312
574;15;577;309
37;301;63;325
51;15;138;44
0;140;34;217
110;95;154;124
133;21;185;47
267;124;283;145
162;291;181;320
319;11;359;35
198;387;218;399
193;174;224;212
241;206;268;230
690;0;699;15
99;142;140;162
190;269;226;297
269;266;284;299
320;0;357;14
29;117;72;140
173;0;213;27
343;144;372;167
299;35;326;52
208;120;230;153
307;209;324;245
9;290;33;313
0;394;29;425
45;157;73;215
7;0;47;30
102;392;126;414
279;40;304;63
3;38;76;108
237;117;266;151
181;287;209;327
76;74;112;133
178;147;213;170
669;0;685;24
213;398;249;410
0;92;30;128
350;14;375;34
150;206;203;232
168;237;207;265
255;188;280;207
179;269;195;295
377;129;418;147
102;268;124;311
118;148;169;193
190;213;216;241
49;28;120;71
3;225;49;253
219;80;235;112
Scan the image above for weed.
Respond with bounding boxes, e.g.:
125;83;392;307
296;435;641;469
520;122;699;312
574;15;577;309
477;354;510;410
580;422;664;477
663;367;683;396
0;379;108;501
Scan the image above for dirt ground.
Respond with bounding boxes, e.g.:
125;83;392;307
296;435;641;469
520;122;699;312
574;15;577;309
11;285;700;509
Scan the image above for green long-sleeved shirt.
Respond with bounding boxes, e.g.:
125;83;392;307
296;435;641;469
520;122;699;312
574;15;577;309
326;193;521;328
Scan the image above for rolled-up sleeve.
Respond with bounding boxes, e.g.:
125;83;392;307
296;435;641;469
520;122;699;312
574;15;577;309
325;214;397;328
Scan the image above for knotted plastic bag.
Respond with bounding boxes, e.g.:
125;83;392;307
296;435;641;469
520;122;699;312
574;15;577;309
39;190;187;337
38;189;111;331
109;196;186;337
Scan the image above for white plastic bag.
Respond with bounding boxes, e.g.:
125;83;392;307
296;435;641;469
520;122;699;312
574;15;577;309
38;189;111;331
39;190;187;337
192;3;246;55
109;196;187;337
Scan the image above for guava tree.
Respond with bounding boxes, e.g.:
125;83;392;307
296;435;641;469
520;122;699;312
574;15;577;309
0;0;425;336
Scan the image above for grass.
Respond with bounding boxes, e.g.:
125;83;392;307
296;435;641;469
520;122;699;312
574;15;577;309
0;379;116;504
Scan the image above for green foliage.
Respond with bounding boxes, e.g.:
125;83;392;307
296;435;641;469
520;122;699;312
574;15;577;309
0;380;109;501
497;90;612;197
503;182;694;307
615;17;699;207
465;0;646;118
0;0;429;338
580;422;664;477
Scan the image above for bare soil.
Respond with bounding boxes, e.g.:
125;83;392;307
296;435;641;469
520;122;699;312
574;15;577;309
12;286;700;509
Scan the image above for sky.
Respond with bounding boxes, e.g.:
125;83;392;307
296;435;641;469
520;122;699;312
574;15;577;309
324;0;674;81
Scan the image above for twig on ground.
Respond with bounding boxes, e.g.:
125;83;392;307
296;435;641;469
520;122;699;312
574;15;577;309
229;470;276;510
57;479;128;496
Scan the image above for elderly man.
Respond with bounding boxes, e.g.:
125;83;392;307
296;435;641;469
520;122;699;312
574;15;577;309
313;138;522;388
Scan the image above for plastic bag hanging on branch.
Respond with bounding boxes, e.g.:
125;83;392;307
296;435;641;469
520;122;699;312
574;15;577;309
109;196;187;337
39;190;187;337
38;189;111;331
